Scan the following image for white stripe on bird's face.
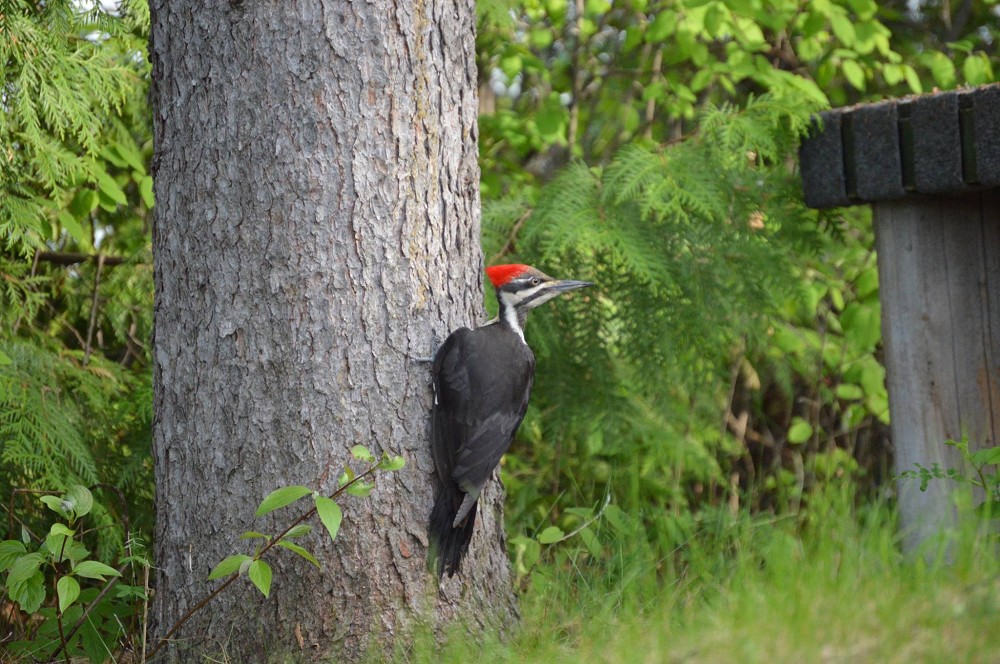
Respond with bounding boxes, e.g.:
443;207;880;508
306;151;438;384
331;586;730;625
502;281;552;308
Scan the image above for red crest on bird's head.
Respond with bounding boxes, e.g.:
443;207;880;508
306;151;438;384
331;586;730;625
486;264;531;288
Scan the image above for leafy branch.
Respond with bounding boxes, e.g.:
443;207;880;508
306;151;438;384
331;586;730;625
0;485;132;662
899;435;1000;518
144;446;406;660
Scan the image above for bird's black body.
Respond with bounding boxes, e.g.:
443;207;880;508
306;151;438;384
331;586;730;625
428;323;534;577
427;264;591;578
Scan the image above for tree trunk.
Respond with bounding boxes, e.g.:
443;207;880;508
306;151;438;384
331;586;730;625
149;1;516;660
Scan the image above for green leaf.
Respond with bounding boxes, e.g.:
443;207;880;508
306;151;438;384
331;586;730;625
255;486;313;517
511;535;541;574
7;553;45;585
603;504;630;534
882;63;904;86
10;570;46;613
40;495;70;518
345;481;374;497
380;455;406;471
277;541;321;569
926;52;956;89
68;188;98;219
646;11;677;43
537;526;565;544
564;507;594;520
0;540;27;571
66;485;93;518
788;417;814;444
314;496;343;542
841;302;881;350
585;0;609;15
500;54;522;79
970;447;1000;467
247;560;272;598
829;13;855;46
963;53;992;86
140;175;155;208
536;94;568;143
703;3;725;37
579;526;603;558
94;170;127;205
100;144;129;168
842;60;865;91
114;584;149;600
49;523;75;537
58;210;87;245
57;576;80;613
73;560;122;580
208;554;253;580
903;65;922;94
338;467;356;487
113;139;146;173
239;531;270;540
854;267;879;301
835;384;864;400
46;524;75;561
350;445;376;462
283;524;313;539
847;0;878;19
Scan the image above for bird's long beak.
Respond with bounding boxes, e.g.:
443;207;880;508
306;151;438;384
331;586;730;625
524;278;593;309
548;279;593;293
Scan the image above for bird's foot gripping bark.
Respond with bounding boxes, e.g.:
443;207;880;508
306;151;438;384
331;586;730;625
409;333;441;364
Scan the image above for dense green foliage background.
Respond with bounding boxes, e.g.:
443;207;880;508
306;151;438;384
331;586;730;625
1;0;997;660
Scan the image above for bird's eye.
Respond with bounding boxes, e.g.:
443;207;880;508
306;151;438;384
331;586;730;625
531;278;540;285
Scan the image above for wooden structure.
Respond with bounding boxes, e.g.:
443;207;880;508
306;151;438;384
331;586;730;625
799;84;1000;551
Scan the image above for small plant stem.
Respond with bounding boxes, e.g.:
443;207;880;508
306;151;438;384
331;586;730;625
83;253;105;366
145;464;380;661
61;560;130;646
140;564;150;664
55;536;72;663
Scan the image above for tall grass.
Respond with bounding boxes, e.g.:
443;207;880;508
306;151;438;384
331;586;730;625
401;486;999;663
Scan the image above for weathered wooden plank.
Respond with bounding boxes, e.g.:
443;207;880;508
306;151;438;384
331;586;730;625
979;190;1000;441
874;191;998;551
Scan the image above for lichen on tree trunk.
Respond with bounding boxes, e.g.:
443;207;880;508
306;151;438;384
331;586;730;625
149;0;516;660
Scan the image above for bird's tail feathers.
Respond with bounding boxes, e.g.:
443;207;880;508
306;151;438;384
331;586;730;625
428;486;477;578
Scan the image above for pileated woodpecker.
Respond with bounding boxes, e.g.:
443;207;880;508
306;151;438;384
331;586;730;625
428;264;592;577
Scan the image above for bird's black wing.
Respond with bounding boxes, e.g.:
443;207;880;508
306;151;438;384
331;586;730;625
432;325;534;496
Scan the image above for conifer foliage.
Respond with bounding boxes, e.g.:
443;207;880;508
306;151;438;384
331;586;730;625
1;0;154;557
490;94;825;527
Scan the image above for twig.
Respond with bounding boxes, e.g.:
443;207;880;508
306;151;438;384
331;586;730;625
144;464;381;661
140;564;149;664
6;489;59;542
34;252;131;266
546;493;612;545
55;537;72;663
566;0;586;149
644;47;663;141
90;483;132;539
83;254;105;366
488;209;532;265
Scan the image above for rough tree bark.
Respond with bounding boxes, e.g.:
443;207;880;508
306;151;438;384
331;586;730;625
150;1;516;660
